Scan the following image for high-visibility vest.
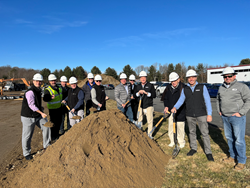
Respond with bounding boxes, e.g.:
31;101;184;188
46;86;62;109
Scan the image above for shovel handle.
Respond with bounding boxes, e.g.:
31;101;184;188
124;100;129;106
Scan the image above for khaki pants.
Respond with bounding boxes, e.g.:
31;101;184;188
138;106;154;137
168;113;185;146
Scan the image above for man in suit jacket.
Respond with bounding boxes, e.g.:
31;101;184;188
115;73;133;122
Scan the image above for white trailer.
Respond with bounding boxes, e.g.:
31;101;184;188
207;65;250;84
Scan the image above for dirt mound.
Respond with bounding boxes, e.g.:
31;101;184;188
2;109;169;188
78;74;120;88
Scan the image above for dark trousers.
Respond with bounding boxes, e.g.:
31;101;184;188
49;107;62;140
85;100;92;116
131;99;138;121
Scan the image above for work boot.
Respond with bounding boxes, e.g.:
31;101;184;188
187;149;197;156
206;154;214;161
234;163;245;171
25;155;33;160
223;157;235;164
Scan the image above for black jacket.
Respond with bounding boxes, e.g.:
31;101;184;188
92;85;106;110
163;82;186;121
134;82;156;109
21;85;42;118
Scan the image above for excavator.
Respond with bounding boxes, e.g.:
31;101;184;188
0;78;30;95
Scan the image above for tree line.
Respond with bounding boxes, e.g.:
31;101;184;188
1;58;249;83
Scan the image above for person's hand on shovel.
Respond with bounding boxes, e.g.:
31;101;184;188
105;96;109;100
98;103;102;108
171;107;177;113
122;103;126;108
71;108;75;113
62;100;66;104
41;113;47;119
164;107;169;114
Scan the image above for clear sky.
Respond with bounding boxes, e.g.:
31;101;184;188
0;0;249;73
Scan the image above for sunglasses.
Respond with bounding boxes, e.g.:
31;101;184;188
96;80;102;82
223;75;233;79
130;80;135;82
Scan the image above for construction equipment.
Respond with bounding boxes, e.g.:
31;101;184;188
0;78;30;92
172;113;180;159
149;111;171;136
64;103;81;120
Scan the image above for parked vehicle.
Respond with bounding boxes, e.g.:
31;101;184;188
104;84;114;90
207;84;222;98
156;83;169;97
150;81;162;89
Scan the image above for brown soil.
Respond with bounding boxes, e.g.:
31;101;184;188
78;74;120;88
1;109;169;188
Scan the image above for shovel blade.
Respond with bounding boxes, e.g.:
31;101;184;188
172;145;180;159
44;121;54;128
71;116;81;120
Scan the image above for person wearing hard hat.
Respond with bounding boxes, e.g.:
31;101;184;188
115;73;133;122
91;75;109;111
62;77;85;127
129;74;138;121
163;72;186;148
21;73;51;160
134;71;156;139
217;67;250;170
43;74;63;141
59;76;70;135
82;73;95;116
171;69;214;161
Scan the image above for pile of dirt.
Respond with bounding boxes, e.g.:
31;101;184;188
2;109;169;188
78;74;120;88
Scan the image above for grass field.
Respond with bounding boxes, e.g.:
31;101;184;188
105;99;250;187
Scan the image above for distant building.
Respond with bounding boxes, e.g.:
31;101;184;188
207;64;250;84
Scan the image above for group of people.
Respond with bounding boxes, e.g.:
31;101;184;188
21;67;250;171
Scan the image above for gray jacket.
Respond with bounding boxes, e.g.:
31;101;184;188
216;79;250;116
115;83;131;108
82;81;94;102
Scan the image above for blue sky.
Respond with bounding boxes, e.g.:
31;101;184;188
0;0;249;73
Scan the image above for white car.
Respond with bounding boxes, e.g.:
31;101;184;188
156;83;169;97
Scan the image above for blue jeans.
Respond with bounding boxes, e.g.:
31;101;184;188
118;106;134;122
60;112;70;132
221;115;247;164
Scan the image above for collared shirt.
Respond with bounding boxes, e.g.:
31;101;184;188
174;81;212;116
124;84;128;95
25;90;39;112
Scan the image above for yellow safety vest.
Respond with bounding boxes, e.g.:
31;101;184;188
46;86;62;109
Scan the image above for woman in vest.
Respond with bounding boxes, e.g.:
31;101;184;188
43;74;62;141
21;73;51;160
91;75;109;111
62;77;84;127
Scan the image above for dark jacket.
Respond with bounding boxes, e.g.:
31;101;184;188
21;85;42;118
61;85;70;100
67;86;85;111
92;85;106;110
82;81;95;102
163;82;186;121
134;82;156;109
184;84;207;117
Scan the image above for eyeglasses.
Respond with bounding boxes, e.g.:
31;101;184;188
223;75;233;79
96;80;102;82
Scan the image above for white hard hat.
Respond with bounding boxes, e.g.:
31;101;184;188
94;74;102;81
69;77;78;84
139;71;147;77
169;72;179;82
33;73;43;81
87;73;94;79
221;67;237;76
60;76;67;82
48;74;57;81
129;74;136;80
186;69;197;77
120;73;127;79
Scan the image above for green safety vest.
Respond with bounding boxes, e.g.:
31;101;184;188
46;86;62;109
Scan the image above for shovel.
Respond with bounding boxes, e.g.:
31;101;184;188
149;111;171;136
172;113;180;159
64;103;81;120
136;94;144;125
43;116;54;128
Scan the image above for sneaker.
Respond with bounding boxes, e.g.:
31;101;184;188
234;163;245;171
25;155;33;160
187;149;197;156
149;135;154;140
206;154;214;161
223;157;235;164
179;144;185;149
168;143;175;147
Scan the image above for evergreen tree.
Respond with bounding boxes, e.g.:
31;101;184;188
105;67;118;80
40;68;51;82
53;70;59;79
73;66;87;80
240;58;250;65
147;65;157;82
122;64;136;77
64;66;73;80
91;66;102;74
